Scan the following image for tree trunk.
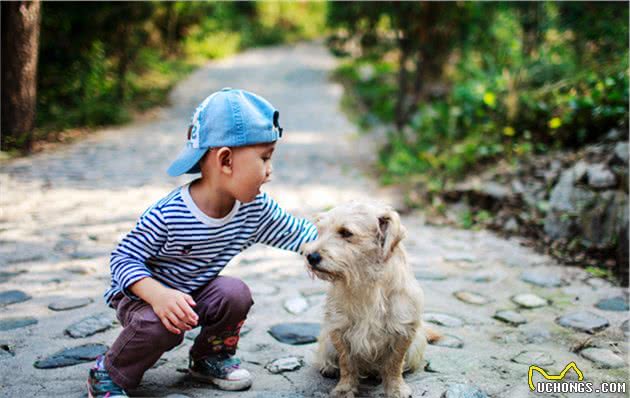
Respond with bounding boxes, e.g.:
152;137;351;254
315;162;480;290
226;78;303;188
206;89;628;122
115;24;131;102
520;2;542;59
405;40;424;127
394;25;414;134
1;1;41;153
166;3;179;54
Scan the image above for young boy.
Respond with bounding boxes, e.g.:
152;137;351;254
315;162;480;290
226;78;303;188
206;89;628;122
88;88;318;397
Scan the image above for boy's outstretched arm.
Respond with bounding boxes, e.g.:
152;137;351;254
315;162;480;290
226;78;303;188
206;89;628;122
253;192;318;253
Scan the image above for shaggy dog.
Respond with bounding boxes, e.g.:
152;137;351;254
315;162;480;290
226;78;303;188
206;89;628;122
302;201;438;398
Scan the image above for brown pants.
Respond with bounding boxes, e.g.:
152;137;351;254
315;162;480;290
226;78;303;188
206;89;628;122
104;276;254;390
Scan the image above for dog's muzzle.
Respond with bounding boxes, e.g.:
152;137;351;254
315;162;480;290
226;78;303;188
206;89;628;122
307;252;322;267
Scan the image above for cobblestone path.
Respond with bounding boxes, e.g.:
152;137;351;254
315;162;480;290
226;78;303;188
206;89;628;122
0;41;628;398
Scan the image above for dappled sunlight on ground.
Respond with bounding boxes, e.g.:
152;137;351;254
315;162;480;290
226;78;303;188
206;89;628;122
1;41;627;398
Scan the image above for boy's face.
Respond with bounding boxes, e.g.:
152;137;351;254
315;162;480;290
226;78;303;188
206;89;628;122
229;142;275;203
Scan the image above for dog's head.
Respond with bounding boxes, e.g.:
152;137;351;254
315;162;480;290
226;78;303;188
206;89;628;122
301;200;406;283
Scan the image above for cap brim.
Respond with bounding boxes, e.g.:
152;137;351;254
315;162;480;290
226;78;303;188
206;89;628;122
167;146;207;176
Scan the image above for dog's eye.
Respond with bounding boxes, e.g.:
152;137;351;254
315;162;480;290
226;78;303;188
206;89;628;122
338;228;353;239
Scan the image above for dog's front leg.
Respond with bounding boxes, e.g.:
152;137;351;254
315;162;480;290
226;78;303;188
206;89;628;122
330;330;359;398
380;336;413;398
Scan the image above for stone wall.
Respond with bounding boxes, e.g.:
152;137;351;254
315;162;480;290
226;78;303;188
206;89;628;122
544;138;628;282
441;130;629;285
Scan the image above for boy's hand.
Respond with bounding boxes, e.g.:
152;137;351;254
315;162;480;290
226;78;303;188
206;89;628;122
149;287;199;335
130;278;199;335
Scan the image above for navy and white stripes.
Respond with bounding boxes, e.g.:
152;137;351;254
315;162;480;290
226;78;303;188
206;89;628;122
104;183;318;306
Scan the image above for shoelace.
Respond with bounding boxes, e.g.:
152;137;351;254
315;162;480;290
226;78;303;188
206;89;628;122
218;357;241;370
227;363;241;371
199;355;241;374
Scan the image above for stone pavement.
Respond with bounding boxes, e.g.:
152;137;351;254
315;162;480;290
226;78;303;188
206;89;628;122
0;41;628;398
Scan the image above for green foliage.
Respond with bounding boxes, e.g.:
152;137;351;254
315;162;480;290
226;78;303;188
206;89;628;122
450;207;492;230
34;2;327;142
333;60;397;129
585;266;614;280
37;39;131;131
126;47;196;111
328;2;482;130
458;208;474;229
256;2;327;44
329;2;629;190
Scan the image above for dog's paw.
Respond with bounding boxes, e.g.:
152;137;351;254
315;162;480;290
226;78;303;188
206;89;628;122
385;382;413;398
331;383;358;398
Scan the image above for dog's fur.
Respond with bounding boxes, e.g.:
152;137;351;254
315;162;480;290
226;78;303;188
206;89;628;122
302;201;438;398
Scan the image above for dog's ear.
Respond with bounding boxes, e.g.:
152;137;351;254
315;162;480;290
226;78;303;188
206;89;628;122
378;208;406;261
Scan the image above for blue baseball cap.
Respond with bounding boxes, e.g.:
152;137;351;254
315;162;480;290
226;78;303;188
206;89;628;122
167;88;283;176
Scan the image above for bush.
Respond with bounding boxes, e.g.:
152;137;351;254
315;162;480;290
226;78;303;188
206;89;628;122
330;3;628;190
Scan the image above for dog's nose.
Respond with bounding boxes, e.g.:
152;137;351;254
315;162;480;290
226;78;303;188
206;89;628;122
307;252;322;266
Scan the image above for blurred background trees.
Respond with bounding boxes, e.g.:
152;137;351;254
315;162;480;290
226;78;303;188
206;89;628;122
327;2;628;184
3;1;626;160
1;1;326;153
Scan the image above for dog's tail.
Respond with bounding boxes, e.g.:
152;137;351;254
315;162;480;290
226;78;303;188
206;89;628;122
424;325;442;343
405;324;442;373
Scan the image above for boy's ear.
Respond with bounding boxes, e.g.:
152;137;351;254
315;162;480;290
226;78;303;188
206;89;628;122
216;147;233;174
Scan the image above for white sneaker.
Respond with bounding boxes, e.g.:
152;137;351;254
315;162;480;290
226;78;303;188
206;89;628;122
188;354;253;391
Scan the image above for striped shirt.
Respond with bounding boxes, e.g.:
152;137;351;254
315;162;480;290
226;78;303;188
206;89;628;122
104;183;318;306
